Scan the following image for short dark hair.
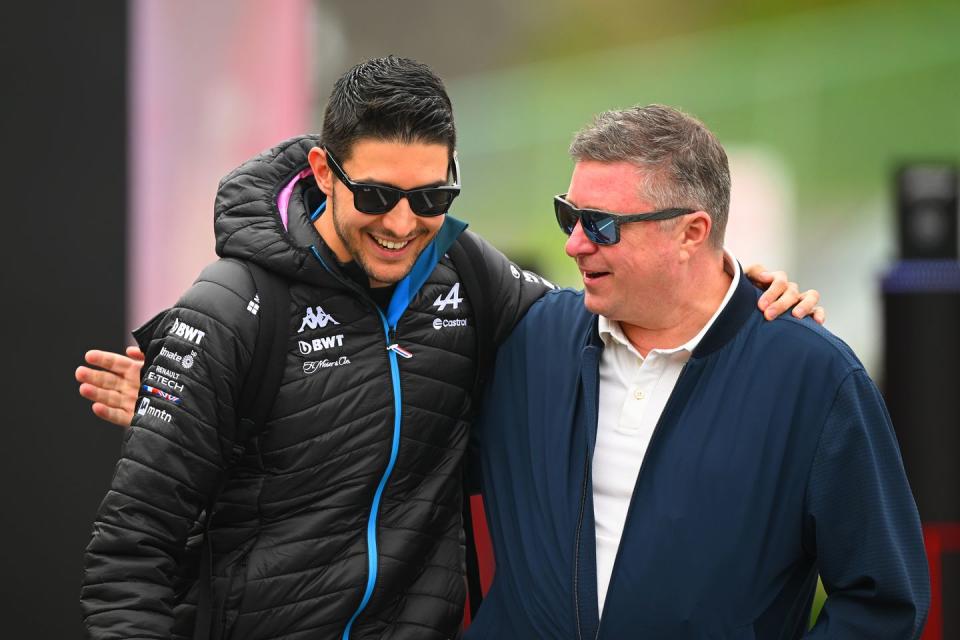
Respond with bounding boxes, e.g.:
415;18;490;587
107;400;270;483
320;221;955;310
321;56;456;161
569;104;730;248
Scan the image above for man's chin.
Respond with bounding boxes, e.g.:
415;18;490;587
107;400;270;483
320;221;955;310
359;257;417;287
582;292;609;317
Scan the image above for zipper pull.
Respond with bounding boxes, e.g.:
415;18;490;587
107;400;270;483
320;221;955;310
387;344;413;359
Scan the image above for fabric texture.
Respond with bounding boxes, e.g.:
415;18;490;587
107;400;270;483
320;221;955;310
81;135;552;640
467;271;929;640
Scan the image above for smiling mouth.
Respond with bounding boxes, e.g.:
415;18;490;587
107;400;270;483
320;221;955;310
370;234;412;251
582;270;610;280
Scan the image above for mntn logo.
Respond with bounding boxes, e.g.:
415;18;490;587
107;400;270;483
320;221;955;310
136;397;172;423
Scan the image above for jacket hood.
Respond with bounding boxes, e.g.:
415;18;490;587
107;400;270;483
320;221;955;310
214;134;331;284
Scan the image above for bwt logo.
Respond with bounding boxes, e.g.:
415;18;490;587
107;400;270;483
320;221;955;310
299;334;345;355
298;306;339;333
169;318;205;345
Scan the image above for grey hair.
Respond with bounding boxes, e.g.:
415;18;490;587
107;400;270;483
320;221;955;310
568;104;730;248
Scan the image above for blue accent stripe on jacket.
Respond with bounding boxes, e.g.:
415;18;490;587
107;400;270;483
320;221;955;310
324;216;467;639
341;310;404;640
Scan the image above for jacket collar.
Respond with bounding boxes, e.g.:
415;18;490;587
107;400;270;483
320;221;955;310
690;268;757;358
583;266;758;358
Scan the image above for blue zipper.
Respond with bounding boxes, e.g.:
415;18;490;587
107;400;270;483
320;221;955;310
308;237;457;638
341;309;403;640
309;246;404;639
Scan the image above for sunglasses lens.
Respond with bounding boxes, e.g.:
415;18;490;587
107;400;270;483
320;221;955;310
555;199;618;243
582;211;617;245
354;185;398;214
408;189;457;217
554;199;579;235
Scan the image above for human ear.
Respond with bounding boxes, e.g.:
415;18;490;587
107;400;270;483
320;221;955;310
679;211;712;251
308;147;334;196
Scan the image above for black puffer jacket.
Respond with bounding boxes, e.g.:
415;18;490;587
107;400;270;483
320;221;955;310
81;136;552;640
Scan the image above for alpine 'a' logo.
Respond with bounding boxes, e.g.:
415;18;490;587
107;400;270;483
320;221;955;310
298;306;340;333
433;282;464;311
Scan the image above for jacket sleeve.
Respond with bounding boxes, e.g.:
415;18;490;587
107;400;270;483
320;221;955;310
467;230;556;347
804;369;930;639
460;231;555;493
81;260;258;639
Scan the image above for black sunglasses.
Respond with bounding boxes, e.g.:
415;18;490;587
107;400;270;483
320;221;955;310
324;147;461;217
554;194;695;245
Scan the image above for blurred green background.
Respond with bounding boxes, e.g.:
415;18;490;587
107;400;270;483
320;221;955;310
453;1;959;274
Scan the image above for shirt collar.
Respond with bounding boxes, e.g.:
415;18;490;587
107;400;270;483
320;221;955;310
598;250;741;357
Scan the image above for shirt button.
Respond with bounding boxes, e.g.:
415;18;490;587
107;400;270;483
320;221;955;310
634;389;645;400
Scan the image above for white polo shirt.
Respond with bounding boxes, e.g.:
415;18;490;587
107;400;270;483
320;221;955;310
593;254;740;613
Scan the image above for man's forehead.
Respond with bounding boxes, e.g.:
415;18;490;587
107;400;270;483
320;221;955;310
341;139;451;187
567;160;651;210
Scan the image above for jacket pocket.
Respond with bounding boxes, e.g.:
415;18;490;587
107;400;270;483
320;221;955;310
214;536;257;640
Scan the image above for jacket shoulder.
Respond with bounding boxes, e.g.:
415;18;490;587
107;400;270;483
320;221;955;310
755;313;865;378
178;258;258;313
526;288;590;322
133;258;260;353
507;288;591;348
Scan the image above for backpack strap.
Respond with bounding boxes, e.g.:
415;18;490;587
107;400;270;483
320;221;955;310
447;233;493;620
234;262;291;449
448;232;495;415
194;260;290;640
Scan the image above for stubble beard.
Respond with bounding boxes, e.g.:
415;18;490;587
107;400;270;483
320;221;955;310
330;192;418;286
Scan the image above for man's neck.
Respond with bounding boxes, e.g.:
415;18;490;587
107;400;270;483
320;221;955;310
620;253;734;357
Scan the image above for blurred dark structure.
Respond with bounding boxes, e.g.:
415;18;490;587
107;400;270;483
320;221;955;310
0;3;127;637
883;164;960;640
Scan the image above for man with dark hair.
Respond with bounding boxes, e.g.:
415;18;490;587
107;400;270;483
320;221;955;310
466;104;929;638
79;59;821;639
81;55;555;640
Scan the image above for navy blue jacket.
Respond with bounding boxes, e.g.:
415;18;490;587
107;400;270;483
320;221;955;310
468;272;929;639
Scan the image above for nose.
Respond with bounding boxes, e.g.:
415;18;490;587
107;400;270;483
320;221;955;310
565;220;597;258
380;197;418;238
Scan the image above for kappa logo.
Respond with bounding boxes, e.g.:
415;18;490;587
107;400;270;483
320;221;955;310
522;270;556;289
169;318;206;345
303;356;352;374
136;397;172;423
299;334;345;355
298;306;340;333
433;282;464;311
